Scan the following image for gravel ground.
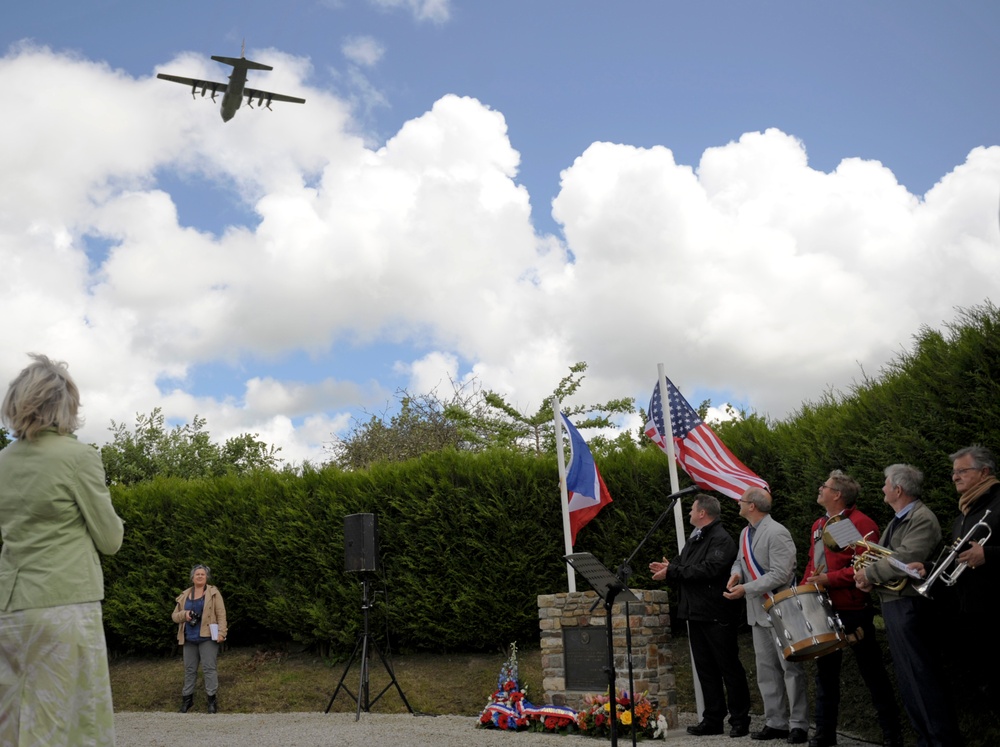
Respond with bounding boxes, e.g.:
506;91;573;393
114;711;879;747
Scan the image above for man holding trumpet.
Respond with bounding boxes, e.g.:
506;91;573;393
912;445;1000;708
854;464;960;747
801;470;902;747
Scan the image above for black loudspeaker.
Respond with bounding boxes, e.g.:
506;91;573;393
344;513;380;573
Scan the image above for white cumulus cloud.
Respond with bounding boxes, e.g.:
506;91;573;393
342;35;385;68
2;44;998;469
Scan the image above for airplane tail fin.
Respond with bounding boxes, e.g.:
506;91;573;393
212;55;273;71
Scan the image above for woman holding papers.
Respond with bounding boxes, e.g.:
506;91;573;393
172;563;228;713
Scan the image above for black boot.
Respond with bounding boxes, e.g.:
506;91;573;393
179;694;194;713
207;693;218;714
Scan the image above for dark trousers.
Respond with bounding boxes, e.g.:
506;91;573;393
688;618;751;727
950;594;1000;706
882;597;961;747
814;607;901;740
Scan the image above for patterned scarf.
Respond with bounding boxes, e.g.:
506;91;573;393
958;475;1000;515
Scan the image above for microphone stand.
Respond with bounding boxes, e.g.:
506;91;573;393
621;484;700;579
598;484;698;747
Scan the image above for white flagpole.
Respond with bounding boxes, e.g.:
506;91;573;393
552;396;576;592
656;363;704;717
657;364;686;549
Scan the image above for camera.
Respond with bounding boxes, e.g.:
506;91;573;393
188;611;202;626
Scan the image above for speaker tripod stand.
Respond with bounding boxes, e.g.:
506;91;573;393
325;574;413;720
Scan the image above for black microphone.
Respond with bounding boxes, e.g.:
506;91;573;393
667;484;701;500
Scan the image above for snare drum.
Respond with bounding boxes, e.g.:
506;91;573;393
762;583;847;661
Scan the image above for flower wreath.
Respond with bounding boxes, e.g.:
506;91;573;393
477;644;663;738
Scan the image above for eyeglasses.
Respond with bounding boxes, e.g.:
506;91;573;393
952;467;982;477
818;484;836;493
739;498;753;504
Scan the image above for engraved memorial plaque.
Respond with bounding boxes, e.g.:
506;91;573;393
563;627;608;691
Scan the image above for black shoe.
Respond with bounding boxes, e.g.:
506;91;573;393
207;693;218;714
882;734;904;747
752;726;790;741
731;722;751;738
179;694;194;713
688;721;725;736
808;735;837;747
787;729;808;744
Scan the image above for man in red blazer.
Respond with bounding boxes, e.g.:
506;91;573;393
801;470;902;747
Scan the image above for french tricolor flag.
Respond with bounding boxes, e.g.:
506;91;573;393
561;413;613;545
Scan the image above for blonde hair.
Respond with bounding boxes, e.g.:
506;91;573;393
1;354;81;441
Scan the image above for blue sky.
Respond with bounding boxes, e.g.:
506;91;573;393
2;1;998;465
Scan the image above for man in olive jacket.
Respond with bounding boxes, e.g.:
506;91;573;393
855;463;960;747
651;494;751;738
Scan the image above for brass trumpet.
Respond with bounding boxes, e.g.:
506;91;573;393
822;518;908;592
916;509;993;598
852;535;908;592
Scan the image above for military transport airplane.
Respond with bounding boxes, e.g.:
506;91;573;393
157;44;306;122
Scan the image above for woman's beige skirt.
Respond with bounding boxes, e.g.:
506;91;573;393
0;601;115;746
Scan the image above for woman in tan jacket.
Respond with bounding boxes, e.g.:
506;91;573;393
171;564;227;713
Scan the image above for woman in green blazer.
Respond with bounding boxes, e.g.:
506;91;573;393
0;354;124;746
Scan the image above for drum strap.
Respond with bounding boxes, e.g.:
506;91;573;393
812;519;828;573
740;525;772;599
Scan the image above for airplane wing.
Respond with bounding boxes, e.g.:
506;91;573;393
157;73;228;97
243;86;306;107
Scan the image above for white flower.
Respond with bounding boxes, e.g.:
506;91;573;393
652;714;669;739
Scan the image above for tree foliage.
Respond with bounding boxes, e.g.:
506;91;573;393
328;377;510;470
330;363;636;469
483;361;636;455
100;408;281;485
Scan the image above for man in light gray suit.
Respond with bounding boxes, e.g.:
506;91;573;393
724;487;809;744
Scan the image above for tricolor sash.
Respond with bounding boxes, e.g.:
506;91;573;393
740;525;772;600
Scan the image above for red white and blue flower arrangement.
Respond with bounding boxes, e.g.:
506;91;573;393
477;643;668;739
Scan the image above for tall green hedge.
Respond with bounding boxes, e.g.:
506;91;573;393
101;448;687;655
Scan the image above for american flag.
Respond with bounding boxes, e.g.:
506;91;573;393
644;378;769;501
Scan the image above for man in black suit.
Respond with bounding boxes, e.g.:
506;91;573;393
943;445;1000;703
651;494;751;738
